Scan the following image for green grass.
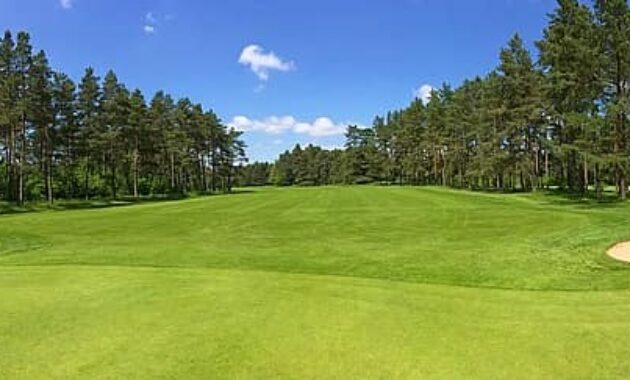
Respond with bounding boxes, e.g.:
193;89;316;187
2;186;630;378
0;193;193;215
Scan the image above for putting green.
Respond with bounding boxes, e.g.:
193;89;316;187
1;187;630;379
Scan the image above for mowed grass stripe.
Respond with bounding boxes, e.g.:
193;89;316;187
2;266;630;379
3;187;630;378
1;186;630;290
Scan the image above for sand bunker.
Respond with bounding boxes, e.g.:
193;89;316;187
607;242;630;263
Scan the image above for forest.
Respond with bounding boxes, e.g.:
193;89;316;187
5;0;630;203
265;0;630;200
0;31;246;205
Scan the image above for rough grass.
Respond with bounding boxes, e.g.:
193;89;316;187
1;186;630;379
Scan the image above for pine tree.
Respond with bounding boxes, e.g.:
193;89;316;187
100;70;128;198
76;67;101;199
52;73;78;198
28;50;54;202
0;30;247;203
425;87;448;185
14;32;32;205
497;34;544;191
538;0;604;194
0;31;17;202
594;0;630;199
127;89;147;198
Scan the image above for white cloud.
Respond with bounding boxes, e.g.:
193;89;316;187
143;11;168;35
230;115;295;134
414;84;434;104
143;25;156;34
229;115;355;137
238;45;295;81
294;117;347;137
60;0;73;9
146;12;157;24
318;143;345;151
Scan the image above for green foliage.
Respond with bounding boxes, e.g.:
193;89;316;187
269;1;630;200
0;30;246;204
235;162;272;187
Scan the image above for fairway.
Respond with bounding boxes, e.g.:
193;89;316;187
2;187;630;378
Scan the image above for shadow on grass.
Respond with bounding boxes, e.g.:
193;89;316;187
464;186;628;209
0;189;256;216
380;183;630;210
531;188;628;210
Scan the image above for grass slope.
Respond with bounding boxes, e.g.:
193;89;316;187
1;187;630;378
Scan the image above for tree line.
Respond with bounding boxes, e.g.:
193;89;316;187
268;0;630;200
0;30;246;205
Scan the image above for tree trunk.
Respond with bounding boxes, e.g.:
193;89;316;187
111;162;117;199
544;149;549;189
202;153;208;192
583;158;588;195
7;123;15;202
595;163;603;201
170;152;176;191
133;147;139;198
211;149;217;192
18;115;26;205
84;155;90;200
46;136;53;204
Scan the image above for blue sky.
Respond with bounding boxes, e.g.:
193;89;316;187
1;0;555;161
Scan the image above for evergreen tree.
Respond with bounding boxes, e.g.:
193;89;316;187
14;32;32;205
52;73;78;198
76;67;101;199
127;89;147;198
497;34;544;191
538;0;604;194
0;31;17;201
0;30;248;204
28;50;54;202
594;0;630;199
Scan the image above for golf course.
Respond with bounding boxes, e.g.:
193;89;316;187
2;186;630;379
6;0;630;377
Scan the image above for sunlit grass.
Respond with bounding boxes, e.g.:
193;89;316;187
2;187;630;379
